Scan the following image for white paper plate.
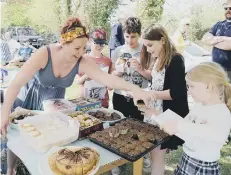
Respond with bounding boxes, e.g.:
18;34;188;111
38;146;100;175
86;108;125;123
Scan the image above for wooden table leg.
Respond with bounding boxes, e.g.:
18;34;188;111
133;157;144;175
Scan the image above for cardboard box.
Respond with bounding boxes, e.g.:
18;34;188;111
69;98;101;112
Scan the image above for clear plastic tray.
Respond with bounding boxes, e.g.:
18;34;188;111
18;112;80;153
43;99;76;113
86;108;125;123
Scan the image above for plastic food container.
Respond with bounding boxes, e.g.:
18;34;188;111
18;112;80;153
43;99;76;113
9;107;44;130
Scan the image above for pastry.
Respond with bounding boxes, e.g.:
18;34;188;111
21;123;33;128
48;147;99;175
29;131;41;137
25;126;36;132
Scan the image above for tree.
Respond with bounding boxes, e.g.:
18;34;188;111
1;1;31;27
72;0;120;33
135;0;165;29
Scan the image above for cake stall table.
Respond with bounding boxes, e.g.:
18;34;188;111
7;127;143;175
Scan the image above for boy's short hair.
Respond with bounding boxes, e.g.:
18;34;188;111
123;17;142;35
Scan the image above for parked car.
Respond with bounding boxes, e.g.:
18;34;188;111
183;42;212;73
7;26;44;48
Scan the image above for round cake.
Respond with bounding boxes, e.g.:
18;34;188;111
48;147;100;175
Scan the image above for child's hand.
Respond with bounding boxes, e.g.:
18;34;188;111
162;120;179;135
130;58;141;71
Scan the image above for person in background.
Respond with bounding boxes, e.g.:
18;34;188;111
76;28;112;108
112;17;151;121
172;18;191;54
163;62;231;175
15;39;36;61
111;17;152;175
109;17;125;58
0;28;12;66
203;0;231;80
5;31;20;59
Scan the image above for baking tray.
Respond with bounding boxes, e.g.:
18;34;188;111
89;137;156;162
89;118;170;162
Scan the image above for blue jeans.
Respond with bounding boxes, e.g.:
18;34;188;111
1;138;7;174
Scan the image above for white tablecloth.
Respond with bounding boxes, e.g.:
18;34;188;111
7;128;122;175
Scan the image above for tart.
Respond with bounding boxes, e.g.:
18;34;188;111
48;147;100;175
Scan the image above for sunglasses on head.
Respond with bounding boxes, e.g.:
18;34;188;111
224;7;231;11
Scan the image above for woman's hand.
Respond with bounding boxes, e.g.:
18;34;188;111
0;115;9;138
162;120;179;135
132;87;156;106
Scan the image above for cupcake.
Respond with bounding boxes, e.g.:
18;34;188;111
108;127;120;138
128;150;141;156
134;145;146;152
119;147;131;154
142;142;153;149
119;126;129;135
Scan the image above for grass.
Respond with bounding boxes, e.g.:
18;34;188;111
66;72;231;175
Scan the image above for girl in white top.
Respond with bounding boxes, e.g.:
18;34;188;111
163;62;231;175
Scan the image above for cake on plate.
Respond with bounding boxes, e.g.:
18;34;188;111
48;147;100;175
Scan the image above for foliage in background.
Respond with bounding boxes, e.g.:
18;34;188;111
72;0;120;37
160;0;224;41
135;0;165;29
2;0;120;40
1;0;31;27
190;1;223;41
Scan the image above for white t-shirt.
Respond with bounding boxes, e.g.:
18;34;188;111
7;39;20;57
111;43;149;95
177;103;231;162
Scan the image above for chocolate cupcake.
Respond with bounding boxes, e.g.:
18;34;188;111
134;145;146;152
102;139;111;145
142;142;153;149
111;112;121;120
138;136;149;142
111;143;124;149
128;150;141;156
88;111;96;116
125;143;136;150
147;134;156;141
119;147;131;154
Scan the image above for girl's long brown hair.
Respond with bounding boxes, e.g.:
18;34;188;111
140;24;181;71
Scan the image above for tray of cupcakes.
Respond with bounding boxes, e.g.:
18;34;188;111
89;118;170;162
65;111;104;138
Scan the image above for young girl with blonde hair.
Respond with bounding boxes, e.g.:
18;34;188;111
163;62;231;175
